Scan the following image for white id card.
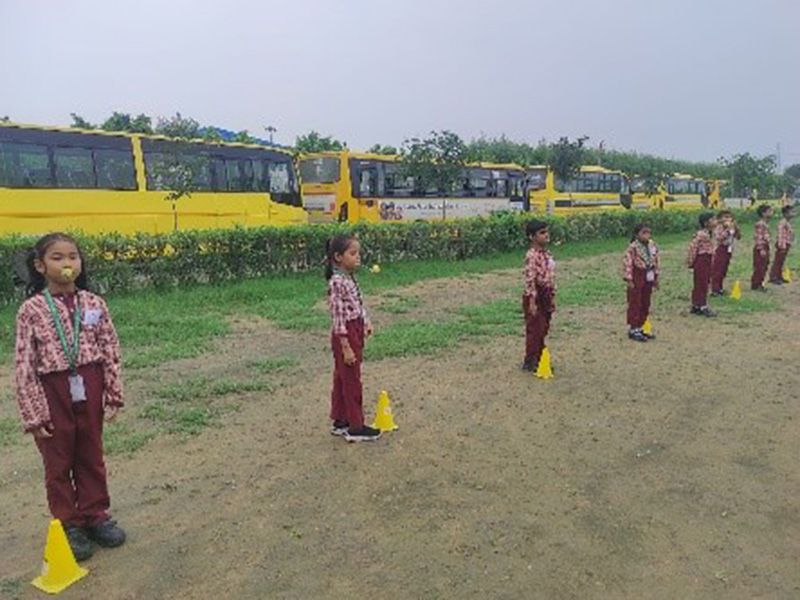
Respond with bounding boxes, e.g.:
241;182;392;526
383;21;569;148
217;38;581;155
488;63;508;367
69;374;87;402
83;309;103;326
646;270;655;282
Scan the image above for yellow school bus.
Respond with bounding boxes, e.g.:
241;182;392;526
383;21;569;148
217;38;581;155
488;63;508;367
526;165;635;214
299;150;526;223
0;122;307;235
663;173;712;210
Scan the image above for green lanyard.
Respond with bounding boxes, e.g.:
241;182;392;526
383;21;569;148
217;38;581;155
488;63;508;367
43;289;82;375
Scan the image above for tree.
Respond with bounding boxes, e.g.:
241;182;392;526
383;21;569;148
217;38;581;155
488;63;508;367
100;112;153;134
400;130;467;201
1;116;9;122
70;113;95;129
155;112;202;139
784;164;800;180
232;130;257;144
721;153;778;197
295;131;344;153
548;136;589;190
368;144;399;155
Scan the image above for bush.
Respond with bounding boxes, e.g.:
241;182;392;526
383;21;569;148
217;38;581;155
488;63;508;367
0;209;754;305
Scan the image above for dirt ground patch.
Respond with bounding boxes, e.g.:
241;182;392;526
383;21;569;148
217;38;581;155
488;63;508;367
1;257;799;599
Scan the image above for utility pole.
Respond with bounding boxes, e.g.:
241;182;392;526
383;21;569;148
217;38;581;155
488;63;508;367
264;125;277;145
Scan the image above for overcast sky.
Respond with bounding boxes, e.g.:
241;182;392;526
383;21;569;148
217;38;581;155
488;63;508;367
1;0;798;164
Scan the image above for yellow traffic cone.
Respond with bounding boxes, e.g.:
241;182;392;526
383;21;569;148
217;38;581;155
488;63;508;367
642;318;652;336
535;347;554;379
783;266;792;282
31;519;89;594
372;390;398;431
730;279;742;300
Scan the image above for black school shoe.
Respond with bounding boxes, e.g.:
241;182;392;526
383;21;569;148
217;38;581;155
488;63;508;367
344;426;382;443
65;525;94;561
86;518;126;548
710;290;724;297
521;359;536;372
769;279;784;285
698;306;717;317
628;329;648;342
331;420;349;436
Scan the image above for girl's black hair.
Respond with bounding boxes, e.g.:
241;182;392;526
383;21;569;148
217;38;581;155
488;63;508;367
525;219;547;238
25;232;89;297
324;234;357;280
782;204;794;217
756;204;772;218
698;212;715;228
631;223;651;242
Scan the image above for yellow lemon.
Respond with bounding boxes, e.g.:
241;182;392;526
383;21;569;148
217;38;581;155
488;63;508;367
60;266;75;280
371;264;381;274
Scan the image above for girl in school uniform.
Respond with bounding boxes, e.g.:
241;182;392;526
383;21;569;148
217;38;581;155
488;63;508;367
687;213;718;317
522;220;557;371
622;224;660;342
15;233;127;561
325;235;380;442
751;204;773;290
710;210;741;296
769;205;794;284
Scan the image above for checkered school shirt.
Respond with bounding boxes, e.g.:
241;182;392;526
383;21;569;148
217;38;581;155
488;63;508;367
754;220;770;251
622;240;660;281
328;271;369;336
714;224;739;252
15;290;124;432
687;230;714;268
776;218;794;250
524;247;557;303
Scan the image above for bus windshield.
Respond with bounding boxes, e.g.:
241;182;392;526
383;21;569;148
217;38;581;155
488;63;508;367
299;157;340;184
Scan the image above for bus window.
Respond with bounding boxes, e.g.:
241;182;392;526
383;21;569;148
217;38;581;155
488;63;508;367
0;142;52;187
252;160;269;192
54;146;96;188
94;148;136;190
268;161;291;194
527;169;546;191
226;159;243;191
299;157;340;184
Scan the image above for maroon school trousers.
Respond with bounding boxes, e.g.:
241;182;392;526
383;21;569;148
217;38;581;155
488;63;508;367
330;318;365;430
769;246;791;282
691;253;712;307
627;267;654;329
751;247;770;289
710;246;732;293
523;289;553;366
35;363;110;528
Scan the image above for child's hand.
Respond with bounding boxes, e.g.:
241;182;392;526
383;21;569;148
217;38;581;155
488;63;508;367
365;323;374;338
105;405;120;422
626;280;634;289
343;346;356;366
654;280;660;291
32;425;53;440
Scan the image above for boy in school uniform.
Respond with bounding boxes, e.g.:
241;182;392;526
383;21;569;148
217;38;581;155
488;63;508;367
688;212;717;317
522;220;556;371
710;210;741;296
769;205;794;284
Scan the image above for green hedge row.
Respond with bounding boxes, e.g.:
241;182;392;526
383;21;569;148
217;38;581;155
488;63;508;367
0;209;753;304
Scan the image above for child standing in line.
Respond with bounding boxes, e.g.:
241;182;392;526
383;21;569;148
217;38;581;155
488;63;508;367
15;233;127;562
751;204;774;290
325;235;380;442
710;210;742;296
687;212;718;317
622;223;660;342
522;220;556;371
769;205;794;284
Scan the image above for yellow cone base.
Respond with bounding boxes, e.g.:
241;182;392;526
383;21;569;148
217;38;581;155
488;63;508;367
642;318;652;336
783;267;792;282
372;390;398;431
31;520;88;594
730;280;742;300
535;347;554;379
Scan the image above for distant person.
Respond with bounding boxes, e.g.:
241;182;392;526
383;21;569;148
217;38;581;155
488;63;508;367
325;235;380;442
522;220;557;371
769;205;794;284
14;233;127;562
748;188;758;208
622;223;660;342
710;210;742;296
751;204;774;290
687;212;718;316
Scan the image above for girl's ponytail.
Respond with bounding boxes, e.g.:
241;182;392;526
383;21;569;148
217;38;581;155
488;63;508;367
324;234;355;280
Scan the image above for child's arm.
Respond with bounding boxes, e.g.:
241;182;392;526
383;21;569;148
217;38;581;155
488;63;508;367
96;299;124;418
14;307;52;435
622;245;634;288
524;253;538;310
687;236;698;269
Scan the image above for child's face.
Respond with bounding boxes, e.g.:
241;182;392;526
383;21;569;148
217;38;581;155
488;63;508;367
531;229;549;246
722;214;733;227
35;240;82;286
637;228;652;243
706;217;717;230
335;240;361;273
763;208;773;220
